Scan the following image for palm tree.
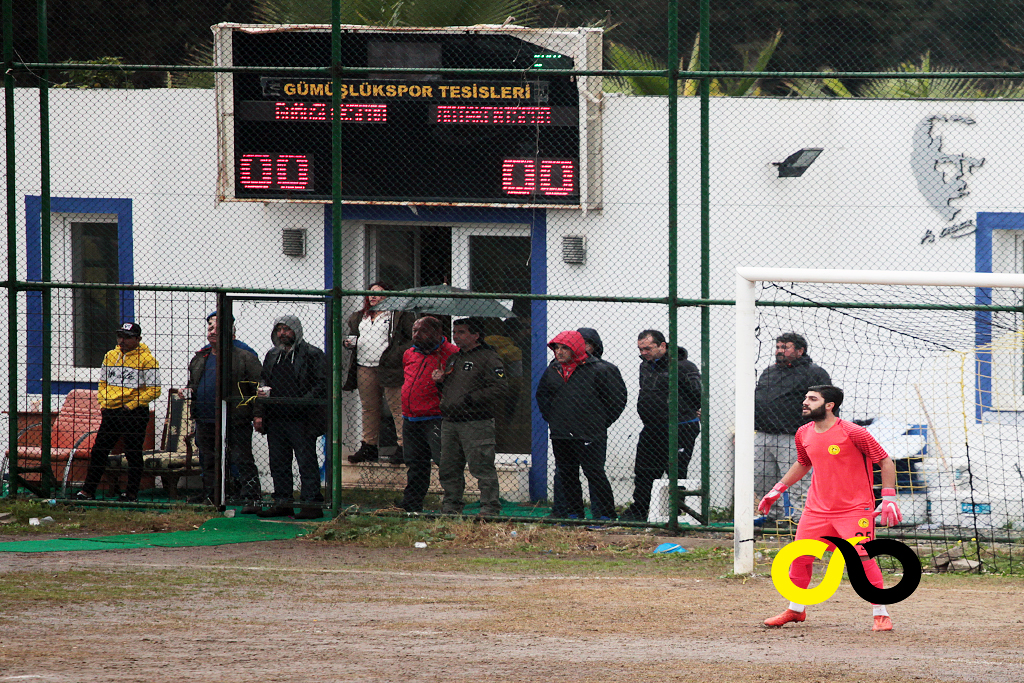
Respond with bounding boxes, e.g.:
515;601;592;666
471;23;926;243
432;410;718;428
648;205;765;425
256;0;535;26
171;0;538;87
786;52;1024;99
605;30;782;97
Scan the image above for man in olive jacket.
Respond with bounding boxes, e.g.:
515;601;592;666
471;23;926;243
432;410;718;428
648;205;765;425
434;318;509;517
184;312;262;510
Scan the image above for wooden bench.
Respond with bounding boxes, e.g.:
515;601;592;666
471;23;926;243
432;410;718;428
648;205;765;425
107;389;200;500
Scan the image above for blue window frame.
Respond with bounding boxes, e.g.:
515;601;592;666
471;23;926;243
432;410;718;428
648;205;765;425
25;196;134;394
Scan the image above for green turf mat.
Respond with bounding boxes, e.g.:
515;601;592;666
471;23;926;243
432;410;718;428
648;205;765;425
0;516;311;553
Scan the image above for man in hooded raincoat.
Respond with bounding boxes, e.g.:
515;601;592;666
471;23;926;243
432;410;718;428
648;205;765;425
253;314;326;519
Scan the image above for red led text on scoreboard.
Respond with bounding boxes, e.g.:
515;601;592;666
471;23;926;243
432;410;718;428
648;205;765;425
501;159;576;197
238;153;314;191
436;105;552;125
274;102;388;122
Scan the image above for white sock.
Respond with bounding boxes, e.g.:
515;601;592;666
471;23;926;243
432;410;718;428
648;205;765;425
872;605;889;617
788;603;806;613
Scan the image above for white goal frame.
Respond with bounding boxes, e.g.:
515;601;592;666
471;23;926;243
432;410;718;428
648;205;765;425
733;267;1024;574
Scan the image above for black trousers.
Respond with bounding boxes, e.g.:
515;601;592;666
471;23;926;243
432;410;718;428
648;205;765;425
195;420;261;501
551;436;616;519
630;420;701;518
266;420;323;504
81;406;150;498
399;417;442;512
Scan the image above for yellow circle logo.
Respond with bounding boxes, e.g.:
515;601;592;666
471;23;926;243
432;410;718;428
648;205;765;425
827;444;840;455
858;517;870;528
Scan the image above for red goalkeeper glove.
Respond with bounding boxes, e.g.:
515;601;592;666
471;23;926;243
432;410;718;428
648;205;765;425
758;482;789;515
874;488;902;527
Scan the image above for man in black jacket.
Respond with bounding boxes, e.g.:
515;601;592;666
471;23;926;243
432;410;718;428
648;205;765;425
620;330;702;523
253;314;327;519
536;329;627;520
754;332;830;522
435;318;509;517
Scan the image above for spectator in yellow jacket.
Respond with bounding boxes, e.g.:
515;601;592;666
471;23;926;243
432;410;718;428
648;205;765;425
77;322;161;502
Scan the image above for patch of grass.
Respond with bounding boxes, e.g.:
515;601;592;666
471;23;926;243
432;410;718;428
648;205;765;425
0;498;215;536
305;515;734;574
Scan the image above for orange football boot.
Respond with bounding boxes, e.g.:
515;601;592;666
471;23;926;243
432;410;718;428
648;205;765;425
764;609;806;627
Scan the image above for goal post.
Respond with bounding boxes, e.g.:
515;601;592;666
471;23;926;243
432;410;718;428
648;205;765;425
734;267;1024;575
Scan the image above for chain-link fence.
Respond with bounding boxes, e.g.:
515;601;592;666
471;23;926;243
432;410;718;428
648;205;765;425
5;1;1024;565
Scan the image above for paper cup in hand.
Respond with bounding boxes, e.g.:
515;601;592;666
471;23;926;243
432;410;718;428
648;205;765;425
257;386;271;397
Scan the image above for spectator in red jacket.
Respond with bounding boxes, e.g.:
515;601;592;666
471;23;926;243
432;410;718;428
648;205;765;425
395;316;459;512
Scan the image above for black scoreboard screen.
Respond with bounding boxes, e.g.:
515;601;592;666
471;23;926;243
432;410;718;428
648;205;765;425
225;28;581;205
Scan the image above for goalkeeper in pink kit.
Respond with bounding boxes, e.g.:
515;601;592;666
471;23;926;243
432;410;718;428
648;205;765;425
758;385;902;631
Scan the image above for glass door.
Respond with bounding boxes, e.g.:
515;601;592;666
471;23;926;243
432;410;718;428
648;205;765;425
455;228;532;454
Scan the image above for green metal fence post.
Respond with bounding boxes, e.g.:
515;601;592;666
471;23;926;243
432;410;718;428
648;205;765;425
4;0;18;497
38;0;53;496
666;0;680;533
699;0;712;525
329;0;344;516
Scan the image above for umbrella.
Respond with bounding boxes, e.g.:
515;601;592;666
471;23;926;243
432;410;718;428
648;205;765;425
370;284;515;318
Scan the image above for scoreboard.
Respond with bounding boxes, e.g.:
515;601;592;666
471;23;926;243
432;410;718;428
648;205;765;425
215;25;598;207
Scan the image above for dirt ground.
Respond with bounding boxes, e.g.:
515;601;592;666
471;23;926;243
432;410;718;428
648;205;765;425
1;533;1023;683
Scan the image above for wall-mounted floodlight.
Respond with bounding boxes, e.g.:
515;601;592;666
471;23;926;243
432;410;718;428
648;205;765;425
773;148;823;177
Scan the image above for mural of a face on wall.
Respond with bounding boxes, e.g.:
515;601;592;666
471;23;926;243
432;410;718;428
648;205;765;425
911;115;985;243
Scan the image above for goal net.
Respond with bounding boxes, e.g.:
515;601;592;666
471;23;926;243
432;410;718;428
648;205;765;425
734;268;1024;575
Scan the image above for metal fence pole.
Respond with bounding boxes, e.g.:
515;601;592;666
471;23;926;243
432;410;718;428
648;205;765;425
4;0;18;497
329;0;344;515
38;0;53;496
699;0;712;525
666;0;681;533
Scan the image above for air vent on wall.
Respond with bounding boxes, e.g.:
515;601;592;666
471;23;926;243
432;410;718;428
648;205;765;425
282;229;307;257
562;235;586;264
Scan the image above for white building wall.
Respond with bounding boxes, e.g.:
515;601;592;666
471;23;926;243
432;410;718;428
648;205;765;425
5;88;1024;509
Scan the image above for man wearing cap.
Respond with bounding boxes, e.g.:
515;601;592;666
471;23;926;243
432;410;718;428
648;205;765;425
77;322;162;502
182;312;263;510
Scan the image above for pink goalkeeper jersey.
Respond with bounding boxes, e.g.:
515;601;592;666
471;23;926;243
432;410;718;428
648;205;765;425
796;419;890;515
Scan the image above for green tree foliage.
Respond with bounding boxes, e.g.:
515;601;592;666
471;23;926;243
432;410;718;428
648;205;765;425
4;0;262;88
256;0;536;26
53;57;134;89
606;30;782;97
170;0;537;88
540;0;1024;94
786;52;1024;99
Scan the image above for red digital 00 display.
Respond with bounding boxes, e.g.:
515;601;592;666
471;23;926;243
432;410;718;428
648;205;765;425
501;159;576;197
238;152;575;197
238;154;314;191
